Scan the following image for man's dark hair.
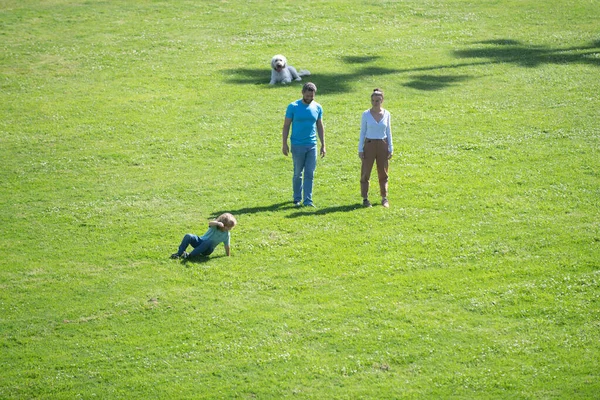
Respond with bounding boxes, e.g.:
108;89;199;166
302;82;317;93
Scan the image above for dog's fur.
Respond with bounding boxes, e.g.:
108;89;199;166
270;54;310;85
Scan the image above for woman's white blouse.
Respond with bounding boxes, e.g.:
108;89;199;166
358;109;393;153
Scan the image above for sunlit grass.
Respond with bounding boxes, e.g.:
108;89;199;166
1;0;599;398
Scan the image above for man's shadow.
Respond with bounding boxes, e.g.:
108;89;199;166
212;201;363;219
285;203;363;218
211;201;294;218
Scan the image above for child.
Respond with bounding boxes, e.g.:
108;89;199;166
170;213;237;259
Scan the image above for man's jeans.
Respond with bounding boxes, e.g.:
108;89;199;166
291;144;317;205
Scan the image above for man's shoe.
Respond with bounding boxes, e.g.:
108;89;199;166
294;201;302;207
382;198;389;208
363;199;372;208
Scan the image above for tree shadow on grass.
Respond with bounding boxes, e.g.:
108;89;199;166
285;203;363;218
223;66;398;94
341;55;382;64
223;39;600;93
454;39;600;68
310;67;399;94
224;68;267;86
402;74;473;91
222;55;383;90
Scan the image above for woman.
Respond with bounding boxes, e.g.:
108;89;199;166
358;88;393;208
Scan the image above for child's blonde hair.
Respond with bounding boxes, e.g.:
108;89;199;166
217;213;237;229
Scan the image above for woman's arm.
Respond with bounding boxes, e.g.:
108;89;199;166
358;112;367;157
386;111;393;157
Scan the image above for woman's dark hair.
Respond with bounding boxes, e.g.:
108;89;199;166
372;88;384;99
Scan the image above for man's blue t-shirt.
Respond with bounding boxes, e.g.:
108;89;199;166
285;99;323;146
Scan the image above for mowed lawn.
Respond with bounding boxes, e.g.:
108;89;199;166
1;0;599;398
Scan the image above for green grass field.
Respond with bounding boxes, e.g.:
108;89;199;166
1;0;599;398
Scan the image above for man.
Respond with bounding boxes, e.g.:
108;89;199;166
282;82;326;207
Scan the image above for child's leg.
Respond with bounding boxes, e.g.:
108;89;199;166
177;233;201;256
188;239;214;258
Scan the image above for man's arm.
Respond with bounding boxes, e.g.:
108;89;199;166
317;119;326;158
282;117;292;156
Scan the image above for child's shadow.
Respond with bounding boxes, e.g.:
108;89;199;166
181;254;227;265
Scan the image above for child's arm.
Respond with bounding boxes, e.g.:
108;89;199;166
208;220;224;229
224;245;231;257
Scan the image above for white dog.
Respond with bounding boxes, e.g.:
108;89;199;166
270;54;310;85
